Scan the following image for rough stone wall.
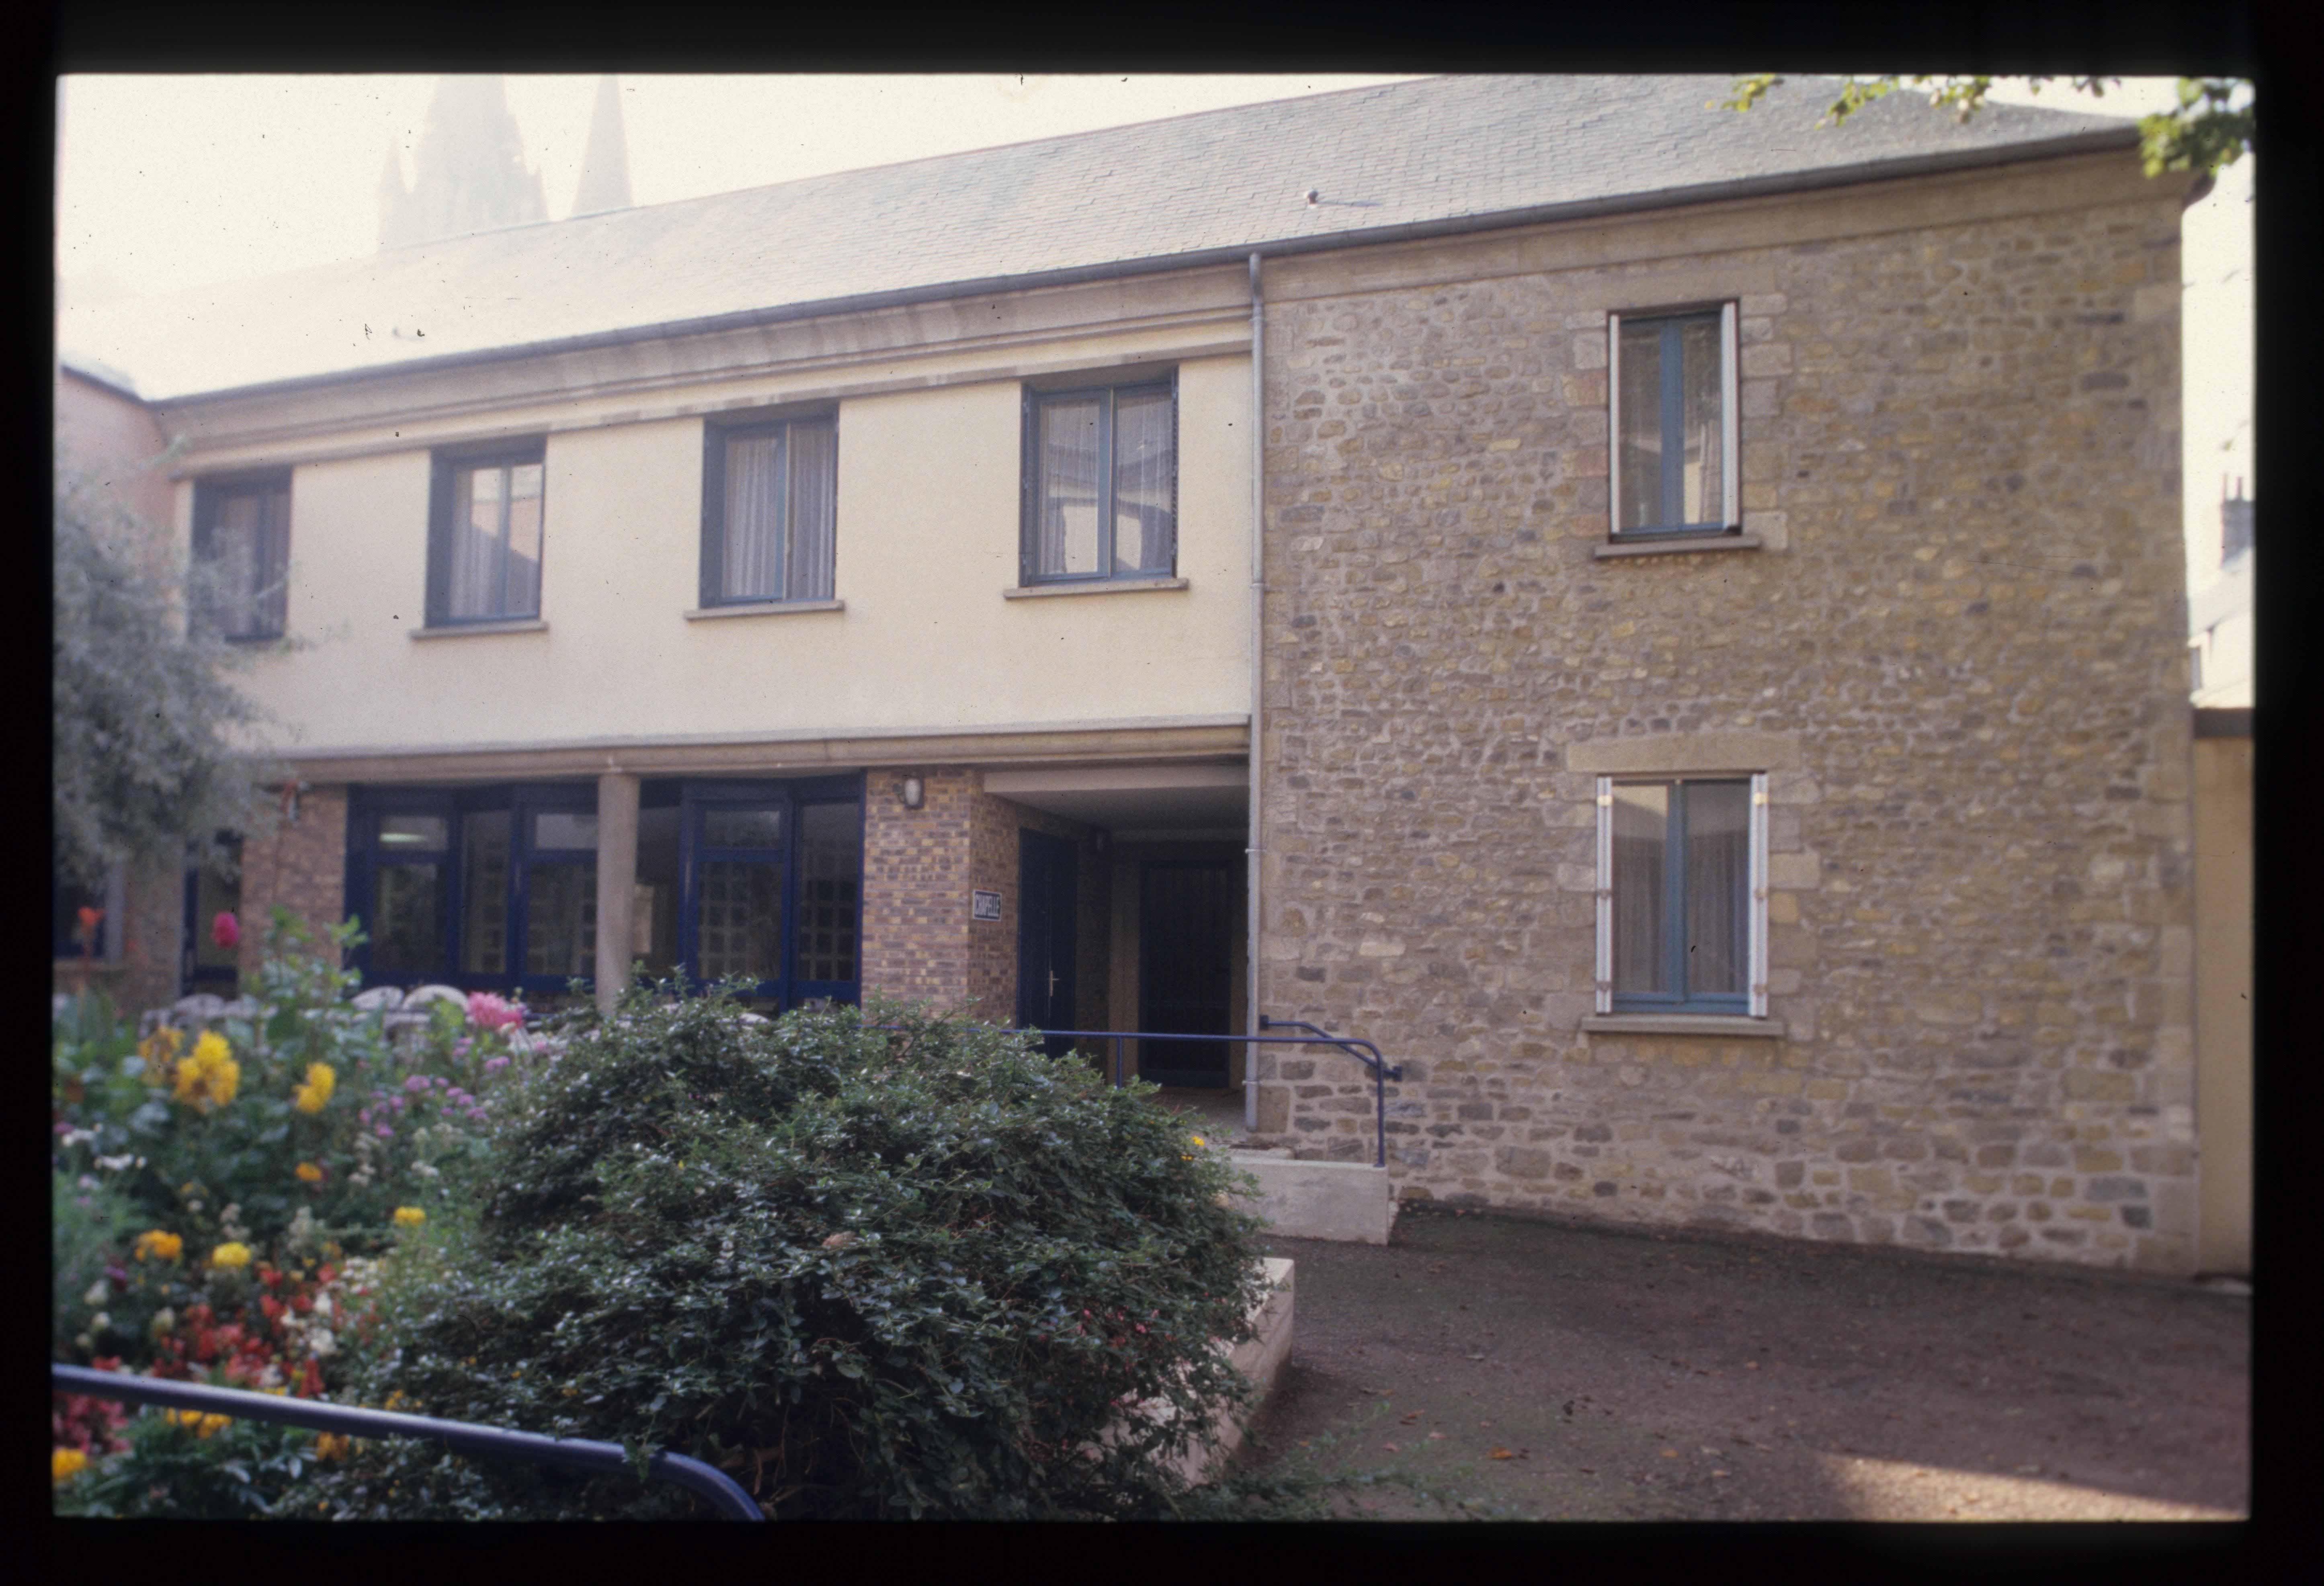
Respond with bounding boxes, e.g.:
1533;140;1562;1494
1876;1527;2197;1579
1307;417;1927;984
966;787;1109;1031
860;767;978;1008
1255;167;2197;1274
237;785;350;973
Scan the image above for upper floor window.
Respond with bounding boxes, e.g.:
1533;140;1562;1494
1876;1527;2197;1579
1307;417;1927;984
701;414;838;606
428;443;545;625
1021;376;1176;584
192;474;290;640
1609;305;1738;537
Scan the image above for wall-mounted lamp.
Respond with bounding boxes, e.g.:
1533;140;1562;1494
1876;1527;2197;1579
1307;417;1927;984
899;776;925;811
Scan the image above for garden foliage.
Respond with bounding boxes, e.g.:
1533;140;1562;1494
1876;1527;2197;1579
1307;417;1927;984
52;910;536;1516
304;988;1267;1520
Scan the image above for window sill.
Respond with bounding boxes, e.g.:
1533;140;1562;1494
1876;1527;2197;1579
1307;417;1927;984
408;619;548;639
221;631;287;645
1582;1014;1785;1039
1592;533;1760;561
684;599;845;620
1004;577;1188;600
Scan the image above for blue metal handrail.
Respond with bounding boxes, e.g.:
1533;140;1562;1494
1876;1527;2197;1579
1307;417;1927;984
50;1363;764;1521
963;1020;1403;1168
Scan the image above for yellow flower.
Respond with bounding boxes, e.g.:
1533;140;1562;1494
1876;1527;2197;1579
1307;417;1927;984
313;1432;350;1461
52;1447;88;1484
1191;1134;1206;1146
210;1241;254;1269
173;1031;240;1109
292;1062;336;1115
295;1161;324;1184
167;1410;231;1438
137;1026;183;1083
392;1206;426;1229
133;1229;184;1263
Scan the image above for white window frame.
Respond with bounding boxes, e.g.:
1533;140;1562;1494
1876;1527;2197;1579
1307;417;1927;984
1594;770;1768;1018
1606;302;1740;538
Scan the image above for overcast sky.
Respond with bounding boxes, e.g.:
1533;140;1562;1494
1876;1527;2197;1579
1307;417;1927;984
53;72;2250;580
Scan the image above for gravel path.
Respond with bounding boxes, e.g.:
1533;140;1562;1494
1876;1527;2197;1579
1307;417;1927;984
1236;1204;2249;1521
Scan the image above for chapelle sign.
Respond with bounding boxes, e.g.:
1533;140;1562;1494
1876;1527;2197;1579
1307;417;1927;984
972;891;1003;923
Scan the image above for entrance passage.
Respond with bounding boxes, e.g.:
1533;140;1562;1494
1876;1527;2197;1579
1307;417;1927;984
1138;858;1236;1088
1016;829;1078;1057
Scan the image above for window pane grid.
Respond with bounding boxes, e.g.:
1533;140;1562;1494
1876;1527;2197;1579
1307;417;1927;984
1615;312;1727;535
1610;778;1749;1012
1029;382;1173;581
445;457;544;621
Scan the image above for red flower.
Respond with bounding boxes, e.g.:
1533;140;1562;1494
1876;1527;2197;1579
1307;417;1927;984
291;1294;311;1314
211;911;241;948
259;1295;283;1323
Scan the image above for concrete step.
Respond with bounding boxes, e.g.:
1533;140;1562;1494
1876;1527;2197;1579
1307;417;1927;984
1226;1151;1398;1245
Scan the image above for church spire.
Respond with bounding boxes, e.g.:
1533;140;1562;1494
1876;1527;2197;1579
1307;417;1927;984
377;75;547;251
570;74;633;218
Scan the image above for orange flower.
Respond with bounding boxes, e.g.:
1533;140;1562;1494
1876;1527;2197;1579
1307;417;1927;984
295;1161;324;1184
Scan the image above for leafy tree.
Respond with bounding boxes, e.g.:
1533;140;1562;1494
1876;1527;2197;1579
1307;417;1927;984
1724;76;2252;178
52;459;279;891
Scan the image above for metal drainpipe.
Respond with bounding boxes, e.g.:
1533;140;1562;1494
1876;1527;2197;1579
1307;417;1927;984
1245;251;1265;1135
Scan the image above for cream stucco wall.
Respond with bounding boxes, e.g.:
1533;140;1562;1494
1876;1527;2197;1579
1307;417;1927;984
211;352;1251;756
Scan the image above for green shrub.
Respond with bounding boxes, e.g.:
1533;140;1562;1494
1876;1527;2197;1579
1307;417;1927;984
302;989;1268;1520
55;1404;325;1519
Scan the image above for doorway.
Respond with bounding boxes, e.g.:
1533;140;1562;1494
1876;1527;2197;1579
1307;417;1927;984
1016;828;1078;1055
1137;858;1235;1088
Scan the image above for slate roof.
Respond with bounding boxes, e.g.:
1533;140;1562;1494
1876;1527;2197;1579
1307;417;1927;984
59;74;2135;402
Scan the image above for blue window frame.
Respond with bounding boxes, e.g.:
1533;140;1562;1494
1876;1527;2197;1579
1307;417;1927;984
700;413;838;606
427;443;546;625
1602;777;1755;1016
1609;305;1739;537
1021;375;1177;584
346;777;862;1009
345;784;594;999
192;474;291;640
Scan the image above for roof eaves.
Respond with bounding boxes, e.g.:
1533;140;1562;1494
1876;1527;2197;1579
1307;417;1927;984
152;124;2140;411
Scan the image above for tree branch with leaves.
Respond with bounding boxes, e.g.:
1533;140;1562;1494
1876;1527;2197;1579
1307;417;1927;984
52;460;281;892
1724;76;2252;178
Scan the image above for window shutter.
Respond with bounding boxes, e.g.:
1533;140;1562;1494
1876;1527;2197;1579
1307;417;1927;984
1721;301;1741;531
1594;776;1614;1014
1605;314;1622;536
1748;770;1769;1018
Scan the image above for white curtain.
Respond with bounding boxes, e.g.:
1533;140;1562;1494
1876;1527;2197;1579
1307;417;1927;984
1038;396;1102;576
722;433;781;599
786;419;837;599
1610;784;1666;994
1616;321;1664;531
1684;781;1749;996
1113;388;1175;572
1678;317;1724;527
449;465;503;618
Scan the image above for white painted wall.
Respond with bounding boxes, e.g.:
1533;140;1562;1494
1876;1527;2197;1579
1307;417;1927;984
220;353;1252;753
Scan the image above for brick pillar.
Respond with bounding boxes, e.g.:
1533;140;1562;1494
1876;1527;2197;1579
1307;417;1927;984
238;783;349;974
859;767;976;1008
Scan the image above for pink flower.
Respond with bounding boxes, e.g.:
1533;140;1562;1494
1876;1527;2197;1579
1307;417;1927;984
483;1056;510;1074
211;912;241;949
404;1076;429;1094
466;992;525;1032
375;1126;394;1139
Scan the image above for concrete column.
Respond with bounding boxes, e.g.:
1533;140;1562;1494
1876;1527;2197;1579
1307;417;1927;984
594;772;641;1014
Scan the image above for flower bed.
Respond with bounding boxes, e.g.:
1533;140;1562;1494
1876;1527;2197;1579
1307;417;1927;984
51;910;552;1516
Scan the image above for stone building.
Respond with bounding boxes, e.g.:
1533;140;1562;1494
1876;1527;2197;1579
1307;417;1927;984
58;76;2230;1274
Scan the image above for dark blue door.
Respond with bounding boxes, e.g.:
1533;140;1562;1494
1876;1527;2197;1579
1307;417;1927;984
1016;830;1077;1055
1138;859;1235;1087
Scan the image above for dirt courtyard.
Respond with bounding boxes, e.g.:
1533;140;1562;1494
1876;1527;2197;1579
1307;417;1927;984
1235;1203;2249;1521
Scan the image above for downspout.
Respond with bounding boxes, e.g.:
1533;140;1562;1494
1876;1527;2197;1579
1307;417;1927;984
1245;251;1265;1135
